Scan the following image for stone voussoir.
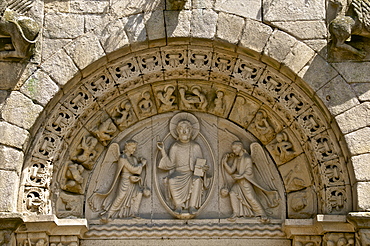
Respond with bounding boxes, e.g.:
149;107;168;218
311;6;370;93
216;12;245;44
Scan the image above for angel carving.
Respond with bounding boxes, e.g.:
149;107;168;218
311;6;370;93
0;0;40;60
221;141;279;222
88;140;150;223
329;0;370;58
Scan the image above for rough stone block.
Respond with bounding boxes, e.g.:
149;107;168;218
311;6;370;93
1;91;43;130
0;122;29;149
316;75;359;116
165;10;191;37
122;14;147;43
20;70;60;107
44;13;84;39
191;9;218;39
145;10;166;41
41;49;80;86
284;41;315;74
192;0;213;9
345;127;370;155
264;30;296;64
216;12;245;44
271;21;327;40
335;102;370;134
70;0;109;14
0;145;23;174
41;38;72;62
351;83;370;102
239;19;273;53
0;170;19;212
332;62;370;83
356;182;370;211
263;0;326;22
300;55;338;92
352;154;370;181
111;0;165;18
215;0;262;20
64;33;106;71
93;18;129;54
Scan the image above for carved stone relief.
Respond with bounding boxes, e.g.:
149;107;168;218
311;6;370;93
293;235;322;246
323;233;355;246
0;0;40;60
56;192;84;218
20;46;350;234
287;187;317;218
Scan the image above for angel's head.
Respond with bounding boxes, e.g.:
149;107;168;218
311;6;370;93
124;140;138;155
231;141;245;156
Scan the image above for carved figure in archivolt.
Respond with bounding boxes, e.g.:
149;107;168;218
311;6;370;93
221;141;279;222
157;113;212;218
138;91;154;116
88;140;150;222
112;100;136;130
157;85;177;111
179;85;208;110
71;135;98;170
213;90;226;115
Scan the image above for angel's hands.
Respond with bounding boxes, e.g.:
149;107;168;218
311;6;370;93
140;157;147;166
222;153;230;164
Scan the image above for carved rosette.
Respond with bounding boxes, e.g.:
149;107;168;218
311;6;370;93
21;45;351;230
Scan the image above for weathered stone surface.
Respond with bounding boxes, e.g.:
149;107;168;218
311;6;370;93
264;30;296;63
64;33;106;70
20;70;60;106
0;62;35;90
316;75;359;116
284;41;315;74
111;0;164;18
345;127;370;155
41;49;80;86
263;0;326;21
215;0;262;20
239;19;273;53
44;0;70;12
335;102;370;134
1;91;43;130
351;83;370;102
300;55;338;91
41;38;72;62
271;21;327;40
216;12;245;44
145;10;166;40
191;9;218;39
44;13;84;39
165;10;191;37
0;145;23;174
333;62;370;83
122;14;147;43
0;91;8;108
0;122;29;149
356;182;370;211
192;0;213;9
352;154;370;181
70;0;109;14
0;170;19;212
94;18;129;54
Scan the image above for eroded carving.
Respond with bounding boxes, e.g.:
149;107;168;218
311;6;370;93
61;162;85;194
329;0;370;58
24;187;50;214
0;0;40;60
179;85;208;111
57;192;84;218
93;118;117;146
156;113;212;219
89;140;150;222
156;85;177;112
138;91;155;117
288;187;317;219
71;135;98;170
248;109;277;144
220;141;279;222
110;99;137;130
293;235;322;246
324;233;355;246
267;130;302;165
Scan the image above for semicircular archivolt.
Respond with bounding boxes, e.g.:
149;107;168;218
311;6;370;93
20;44;351;220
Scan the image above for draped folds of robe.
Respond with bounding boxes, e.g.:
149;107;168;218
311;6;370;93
158;141;203;208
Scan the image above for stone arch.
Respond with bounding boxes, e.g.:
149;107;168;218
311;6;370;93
9;10;357;243
20;40;351;221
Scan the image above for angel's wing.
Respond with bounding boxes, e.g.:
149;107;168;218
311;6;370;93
250;142;277;191
91;142;120;194
353;0;370;31
6;0;35;14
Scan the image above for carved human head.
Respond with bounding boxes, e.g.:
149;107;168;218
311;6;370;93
231;141;245;155
176;120;192;142
124;140;138;154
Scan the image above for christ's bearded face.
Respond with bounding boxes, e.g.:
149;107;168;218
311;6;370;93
176;121;192;143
